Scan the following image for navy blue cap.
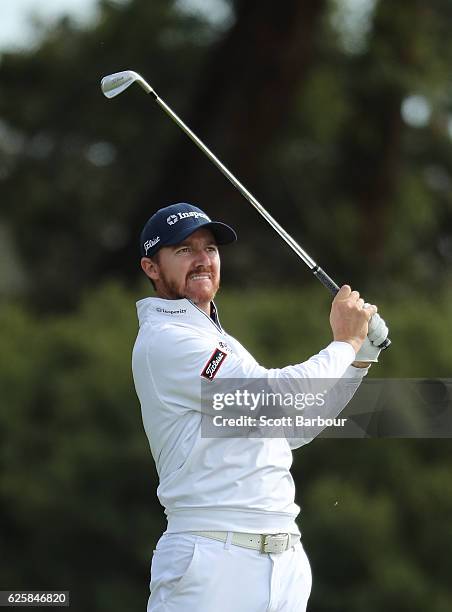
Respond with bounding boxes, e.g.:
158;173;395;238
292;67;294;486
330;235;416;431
140;203;237;257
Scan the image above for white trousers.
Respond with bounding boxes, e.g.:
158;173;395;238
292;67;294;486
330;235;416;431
147;532;312;612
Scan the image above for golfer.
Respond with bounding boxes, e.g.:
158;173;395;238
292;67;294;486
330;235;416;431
132;202;388;612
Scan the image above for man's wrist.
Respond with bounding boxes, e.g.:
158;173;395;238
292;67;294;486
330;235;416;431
333;337;362;355
352;361;371;368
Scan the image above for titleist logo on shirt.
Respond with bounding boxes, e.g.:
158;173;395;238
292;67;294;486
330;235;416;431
201;348;227;380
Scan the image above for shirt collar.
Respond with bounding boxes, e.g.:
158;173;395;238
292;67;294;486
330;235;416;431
136;297;223;332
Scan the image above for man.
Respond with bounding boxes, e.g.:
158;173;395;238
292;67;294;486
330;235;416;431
132;202;388;612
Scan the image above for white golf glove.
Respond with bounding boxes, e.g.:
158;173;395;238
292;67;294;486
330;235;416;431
355;313;389;363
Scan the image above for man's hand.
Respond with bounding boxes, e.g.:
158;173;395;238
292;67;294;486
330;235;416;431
330;285;377;355
353;313;389;364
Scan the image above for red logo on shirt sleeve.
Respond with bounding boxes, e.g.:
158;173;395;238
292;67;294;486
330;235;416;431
201;348;227;380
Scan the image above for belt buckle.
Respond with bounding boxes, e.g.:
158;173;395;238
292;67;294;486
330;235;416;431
261;533;289;554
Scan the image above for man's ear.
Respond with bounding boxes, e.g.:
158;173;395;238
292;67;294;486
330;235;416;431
141;257;160;282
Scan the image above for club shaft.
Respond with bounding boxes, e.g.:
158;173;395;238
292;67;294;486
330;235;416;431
157;91;391;347
151;94;318;269
154;87;392;348
101;72;391;348
154;95;349;299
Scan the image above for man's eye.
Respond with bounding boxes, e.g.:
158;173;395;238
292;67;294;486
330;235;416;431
207;246;218;252
177;247;190;254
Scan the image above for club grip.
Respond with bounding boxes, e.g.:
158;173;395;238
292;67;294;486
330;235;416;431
312;266;340;295
312;265;391;350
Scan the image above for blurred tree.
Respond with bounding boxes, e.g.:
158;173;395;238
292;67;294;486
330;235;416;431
1;0;451;310
0;284;451;611
0;0;220;309
1;5;452;606
298;438;452;612
274;0;452;290
331;0;452;287
0;284;164;609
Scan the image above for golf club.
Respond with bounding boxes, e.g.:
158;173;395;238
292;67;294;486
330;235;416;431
100;70;390;350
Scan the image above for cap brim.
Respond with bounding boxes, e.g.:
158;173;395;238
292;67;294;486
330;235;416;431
164;220;237;247
203;221;237;245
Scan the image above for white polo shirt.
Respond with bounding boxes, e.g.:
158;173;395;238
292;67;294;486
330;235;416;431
132;297;367;535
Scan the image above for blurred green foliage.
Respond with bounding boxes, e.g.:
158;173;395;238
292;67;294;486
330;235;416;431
1;282;452;610
0;283;163;608
1;0;452;609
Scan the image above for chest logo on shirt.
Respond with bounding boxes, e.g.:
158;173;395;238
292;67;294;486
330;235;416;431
218;340;232;353
201;348;227;380
155;307;187;315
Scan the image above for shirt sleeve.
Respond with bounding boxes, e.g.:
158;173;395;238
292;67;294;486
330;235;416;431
144;325;359;418
286;364;369;450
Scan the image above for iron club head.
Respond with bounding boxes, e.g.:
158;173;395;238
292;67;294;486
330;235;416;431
101;70;154;98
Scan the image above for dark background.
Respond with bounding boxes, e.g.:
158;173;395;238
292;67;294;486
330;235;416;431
0;1;451;610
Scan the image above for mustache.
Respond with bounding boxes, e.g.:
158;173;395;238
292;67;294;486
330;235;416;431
186;266;213;277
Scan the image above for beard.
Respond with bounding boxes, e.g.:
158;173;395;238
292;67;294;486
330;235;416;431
157;267;220;306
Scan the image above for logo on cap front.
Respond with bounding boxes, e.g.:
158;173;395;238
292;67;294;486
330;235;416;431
167;214;179;225
167;211;211;226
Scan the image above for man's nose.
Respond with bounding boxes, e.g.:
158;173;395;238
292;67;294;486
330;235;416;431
193;249;211;266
